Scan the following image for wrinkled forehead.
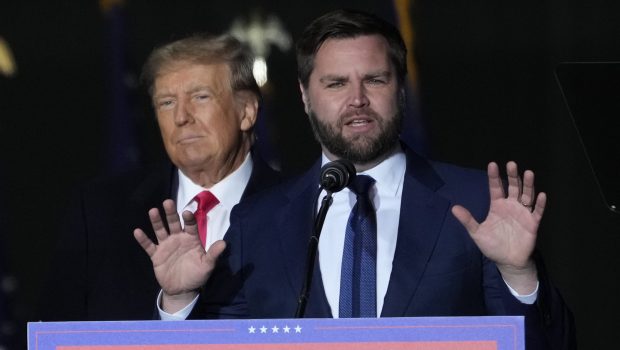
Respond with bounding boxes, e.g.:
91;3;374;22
153;60;233;92
311;35;393;76
157;59;230;78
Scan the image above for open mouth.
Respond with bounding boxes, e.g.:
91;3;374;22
346;119;372;126
342;108;378;128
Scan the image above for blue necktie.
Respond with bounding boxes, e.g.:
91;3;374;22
339;175;377;318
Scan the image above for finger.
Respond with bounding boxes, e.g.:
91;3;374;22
532;192;547;222
487;162;504;201
506;161;521;199
148;207;169;243
451;205;480;235
205;240;227;264
181;210;199;237
134;228;157;257
199;241;227;282
520;170;535;206
162;199;183;234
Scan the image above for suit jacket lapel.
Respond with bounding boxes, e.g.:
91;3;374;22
128;161;177;242
276;160;333;317
381;149;451;317
107;161;177;299
242;152;280;199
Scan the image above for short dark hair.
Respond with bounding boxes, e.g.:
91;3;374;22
296;9;407;88
141;33;261;102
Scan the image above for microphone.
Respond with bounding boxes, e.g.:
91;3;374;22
295;159;356;318
320;159;356;193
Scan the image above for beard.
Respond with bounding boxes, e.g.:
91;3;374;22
308;105;403;164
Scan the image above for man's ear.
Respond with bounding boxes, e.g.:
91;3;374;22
299;81;310;115
236;91;258;131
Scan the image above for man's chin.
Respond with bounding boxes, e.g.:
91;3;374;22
330;146;379;163
332;137;398;164
173;153;212;171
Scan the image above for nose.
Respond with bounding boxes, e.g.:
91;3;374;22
348;82;369;108
174;98;194;126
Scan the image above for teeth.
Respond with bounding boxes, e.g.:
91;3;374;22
350;119;369;126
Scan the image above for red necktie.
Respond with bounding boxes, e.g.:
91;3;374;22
193;191;219;248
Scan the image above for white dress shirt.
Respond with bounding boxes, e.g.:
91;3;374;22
319;150;405;318
159;153;253;320
175;153;253;250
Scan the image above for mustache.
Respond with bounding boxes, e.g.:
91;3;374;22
338;107;380;126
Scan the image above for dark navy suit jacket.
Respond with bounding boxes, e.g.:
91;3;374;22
39;155;279;322
195;147;575;350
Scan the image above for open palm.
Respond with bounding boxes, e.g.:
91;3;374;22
134;199;225;296
452;162;545;292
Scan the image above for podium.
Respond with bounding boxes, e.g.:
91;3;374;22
28;316;523;349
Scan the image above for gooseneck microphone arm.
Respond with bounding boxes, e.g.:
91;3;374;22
295;190;333;318
295;159;356;318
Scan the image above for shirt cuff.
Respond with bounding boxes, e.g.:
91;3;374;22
504;280;539;305
156;289;200;320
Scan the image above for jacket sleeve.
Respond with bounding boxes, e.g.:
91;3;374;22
483;251;576;350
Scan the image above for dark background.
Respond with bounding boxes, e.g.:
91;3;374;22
1;1;619;348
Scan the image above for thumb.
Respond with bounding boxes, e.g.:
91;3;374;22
451;205;479;235
205;240;227;263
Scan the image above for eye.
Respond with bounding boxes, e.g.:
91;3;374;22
193;93;210;102
156;99;175;110
326;81;345;89
366;78;386;85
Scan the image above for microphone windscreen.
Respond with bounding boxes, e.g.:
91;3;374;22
320;159;356;192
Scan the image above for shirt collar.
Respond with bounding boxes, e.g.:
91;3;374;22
177;153;253;211
320;146;406;197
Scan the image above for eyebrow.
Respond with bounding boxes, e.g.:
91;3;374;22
153;85;213;100
318;70;393;83
153;92;174;101
364;70;392;80
319;75;348;84
187;85;212;94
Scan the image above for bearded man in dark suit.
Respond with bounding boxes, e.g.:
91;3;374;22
135;10;575;350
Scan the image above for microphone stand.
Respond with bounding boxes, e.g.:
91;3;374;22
295;190;333;318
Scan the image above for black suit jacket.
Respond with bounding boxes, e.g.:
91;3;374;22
195;147;575;350
39;155;279;321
